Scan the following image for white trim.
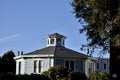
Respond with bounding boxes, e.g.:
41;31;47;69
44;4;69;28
33;59;43;74
14;55;54;60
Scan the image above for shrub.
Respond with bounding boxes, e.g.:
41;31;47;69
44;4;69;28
0;73;17;80
68;71;87;80
98;72;109;80
42;66;69;80
89;72;109;80
0;73;50;80
89;72;98;80
17;74;30;80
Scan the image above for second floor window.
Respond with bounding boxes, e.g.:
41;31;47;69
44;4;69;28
51;39;54;44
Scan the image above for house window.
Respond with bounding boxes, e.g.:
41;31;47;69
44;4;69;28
38;60;42;73
18;62;21;74
88;63;92;74
65;61;74;70
48;39;49;45
34;61;37;73
88;68;91;74
57;39;61;46
63;40;64;45
70;61;74;70
104;63;106;69
97;63;99;69
50;39;54;44
65;61;69;69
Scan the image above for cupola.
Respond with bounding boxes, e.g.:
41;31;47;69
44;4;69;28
46;33;66;47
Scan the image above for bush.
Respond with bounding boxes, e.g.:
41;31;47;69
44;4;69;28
68;71;87;80
89;72;98;80
89;72;109;80
17;74;30;80
0;73;17;80
0;73;50;80
98;72;109;80
42;66;69;80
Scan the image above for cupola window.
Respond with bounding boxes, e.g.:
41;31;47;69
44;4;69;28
57;39;61;46
50;39;54;44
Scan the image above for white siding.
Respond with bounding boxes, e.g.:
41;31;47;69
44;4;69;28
24;59;34;74
15;58;54;75
42;59;50;72
16;58;25;75
95;58;109;74
42;58;54;72
85;59;96;77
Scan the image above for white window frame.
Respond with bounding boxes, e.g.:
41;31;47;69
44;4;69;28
33;59;43;74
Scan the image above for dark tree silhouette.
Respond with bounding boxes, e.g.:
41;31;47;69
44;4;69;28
0;50;16;73
71;0;120;79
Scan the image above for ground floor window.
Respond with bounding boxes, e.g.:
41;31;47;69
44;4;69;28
104;63;106;70
34;61;37;73
18;62;21;74
65;60;74;70
97;63;99;69
38;60;42;73
34;60;42;73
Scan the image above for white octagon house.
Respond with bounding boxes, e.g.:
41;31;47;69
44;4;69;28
14;33;97;77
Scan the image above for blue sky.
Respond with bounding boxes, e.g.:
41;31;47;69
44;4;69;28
0;0;109;58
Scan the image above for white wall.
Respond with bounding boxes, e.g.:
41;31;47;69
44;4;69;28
24;59;34;74
16;57;54;75
16;58;25;75
85;59;96;77
95;58;109;74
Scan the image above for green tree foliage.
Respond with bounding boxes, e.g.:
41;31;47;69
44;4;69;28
72;0;120;52
71;0;120;79
89;72;109;80
0;50;16;73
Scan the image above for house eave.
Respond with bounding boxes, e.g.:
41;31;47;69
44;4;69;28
14;54;54;60
87;57;98;61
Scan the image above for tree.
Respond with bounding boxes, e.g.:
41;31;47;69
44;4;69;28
71;0;120;79
1;50;16;73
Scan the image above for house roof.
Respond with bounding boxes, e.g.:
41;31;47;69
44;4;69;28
24;46;87;59
47;33;66;39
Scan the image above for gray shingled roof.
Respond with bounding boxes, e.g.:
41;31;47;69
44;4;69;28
24;46;87;58
54;46;87;58
24;47;56;55
47;33;66;38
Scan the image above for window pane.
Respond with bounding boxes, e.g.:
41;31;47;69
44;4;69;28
104;63;106;69
39;61;41;73
65;61;69;69
70;61;74;70
97;63;99;69
34;61;37;73
48;39;49;45
51;39;54;44
57;39;61;46
18;62;21;74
